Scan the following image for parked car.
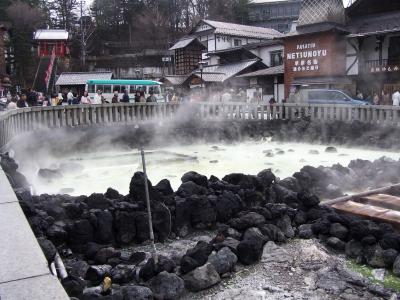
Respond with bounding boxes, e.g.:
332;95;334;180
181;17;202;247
301;89;367;105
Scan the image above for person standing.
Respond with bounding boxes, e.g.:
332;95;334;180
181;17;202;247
112;91;119;103
146;91;156;103
93;90;103;105
7;97;17;110
67;89;74;105
393;89;400;106
81;91;91;104
121;90;130;103
373;92;380;105
27;89;38;107
17;94;28;108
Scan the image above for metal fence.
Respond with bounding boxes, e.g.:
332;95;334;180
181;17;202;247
1;102;400;150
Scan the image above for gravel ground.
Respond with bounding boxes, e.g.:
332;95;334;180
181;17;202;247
124;233;398;300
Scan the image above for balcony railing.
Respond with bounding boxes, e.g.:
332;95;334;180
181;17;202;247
365;59;400;73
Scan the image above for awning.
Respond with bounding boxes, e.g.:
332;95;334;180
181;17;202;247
292;76;353;85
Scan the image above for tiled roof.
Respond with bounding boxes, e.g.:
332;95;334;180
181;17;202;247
202;20;283;39
192;59;261;82
347;11;400;37
169;37;207;51
55;72;113;86
162;75;189;85
34;29;69;40
238;65;284;77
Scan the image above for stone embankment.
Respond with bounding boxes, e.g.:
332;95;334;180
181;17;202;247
2;149;400;299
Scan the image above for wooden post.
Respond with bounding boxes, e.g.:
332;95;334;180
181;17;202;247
140;149;157;255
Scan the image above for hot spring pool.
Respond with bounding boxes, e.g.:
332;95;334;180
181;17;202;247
12;141;400;196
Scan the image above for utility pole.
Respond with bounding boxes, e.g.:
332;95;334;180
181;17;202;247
80;0;85;70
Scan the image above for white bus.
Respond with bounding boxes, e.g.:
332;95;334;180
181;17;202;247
86;79;164;102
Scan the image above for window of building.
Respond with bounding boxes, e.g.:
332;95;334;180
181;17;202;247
234;39;242;47
270;50;283;67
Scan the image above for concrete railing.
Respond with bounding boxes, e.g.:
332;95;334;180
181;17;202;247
1;102;400;150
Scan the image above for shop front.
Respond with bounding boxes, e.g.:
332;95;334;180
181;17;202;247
283;30;348;98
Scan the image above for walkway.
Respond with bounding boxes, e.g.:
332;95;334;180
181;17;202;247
0;167;68;300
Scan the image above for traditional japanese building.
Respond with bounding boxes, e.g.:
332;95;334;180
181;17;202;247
282;0;400;99
34;29;69;58
169;19;282;78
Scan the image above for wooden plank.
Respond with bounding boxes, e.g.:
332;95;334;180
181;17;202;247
357;194;400;211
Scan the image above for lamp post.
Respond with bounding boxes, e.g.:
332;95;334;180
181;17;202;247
198;61;206;89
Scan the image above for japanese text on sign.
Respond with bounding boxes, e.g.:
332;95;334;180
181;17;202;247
286;43;328;73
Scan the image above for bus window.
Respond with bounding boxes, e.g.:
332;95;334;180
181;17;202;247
151;86;160;94
113;85;121;93
96;85;104;92
104;85;112;93
88;84;95;93
129;86;136;94
121;86;127;93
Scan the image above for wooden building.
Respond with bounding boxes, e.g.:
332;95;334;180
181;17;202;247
170;38;206;75
34;29;69;57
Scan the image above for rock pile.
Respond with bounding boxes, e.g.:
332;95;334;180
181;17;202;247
2;149;400;299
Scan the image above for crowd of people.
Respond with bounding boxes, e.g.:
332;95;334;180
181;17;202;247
3;86;400;111
356;89;400;106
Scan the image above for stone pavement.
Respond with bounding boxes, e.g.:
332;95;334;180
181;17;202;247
0;168;68;300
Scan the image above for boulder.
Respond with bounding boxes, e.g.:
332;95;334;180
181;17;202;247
382;249;398;267
222;173;261;190
297;192;320;208
129;172;164;203
65;260;89;279
177;181;207;198
110;264;136;284
229;212;265;231
68;219;94;246
85;242;101;260
326;237;345;251
46;222;68;245
329;223;348;240
312;218;331;235
392;255;400;276
380;233;400;250
237;238;264;265
183;263;221;292
188;195;216;229
149;271;185;300
61;276;86;298
259;224;286;243
325;146;338;153
114;210;136;245
242;227;266;242
257;169;276;187
37;238;56;262
85;265;112;283
154;179;174;195
122;285;153;300
207;247;238;275
365;245;387;268
276;215;295;238
180;241;213;274
92;210;114;244
298;224;314;239
94;247;120;264
214;237;240;254
139;257;156;282
212;191;243;222
104;188;122;200
86;193;111;210
345;240;363;259
181;171;208;187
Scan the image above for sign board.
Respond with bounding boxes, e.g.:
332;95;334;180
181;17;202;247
286;43;328;73
370;65;400;73
162;57;172;62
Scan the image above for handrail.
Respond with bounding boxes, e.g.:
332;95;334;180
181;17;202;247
1;102;400;150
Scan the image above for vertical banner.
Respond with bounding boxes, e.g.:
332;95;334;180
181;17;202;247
45;47;56;90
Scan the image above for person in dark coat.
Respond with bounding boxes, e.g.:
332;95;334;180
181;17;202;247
121;90;130;103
